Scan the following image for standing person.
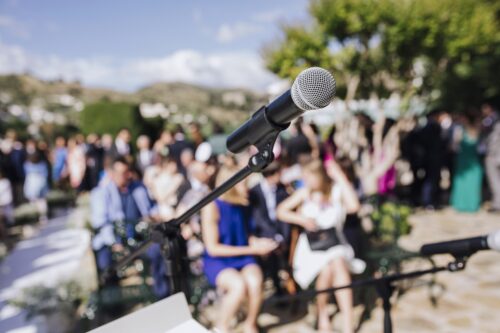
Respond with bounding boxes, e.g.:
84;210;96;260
375;117;398;197
135;135;154;175
322;125;337;164
0;169;14;240
179;148;195;177
101;133;114;159
419;110;446;208
450;112;484;212
150;156;185;220
358;114;400;199
4;131;26;204
188;122;206;149
284;118;319;166
109;128;133;160
248;161;290;294
277;159;361;333
169;125;194;172
52;136;68;186
85;133;104;190
37;140;52;188
67;137;86;190
153;129;174;159
481;103;500;213
23;151;49;222
201;165;278;333
403;118;426;206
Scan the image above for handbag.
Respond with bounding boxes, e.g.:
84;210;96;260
306;227;341;251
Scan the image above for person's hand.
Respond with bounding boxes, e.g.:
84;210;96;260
112;243;124;253
181;225;193;240
302;218;318;232
301;122;315;138
250;238;279;256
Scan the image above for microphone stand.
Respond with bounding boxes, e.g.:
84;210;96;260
268;256;468;333
103;121;284;299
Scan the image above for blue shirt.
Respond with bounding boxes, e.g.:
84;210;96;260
90;180;152;250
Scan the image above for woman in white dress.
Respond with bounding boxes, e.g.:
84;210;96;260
277;159;361;333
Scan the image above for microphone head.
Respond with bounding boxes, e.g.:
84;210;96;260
291;67;336;111
487;230;500;251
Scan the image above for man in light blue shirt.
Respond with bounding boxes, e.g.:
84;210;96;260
91;157;169;298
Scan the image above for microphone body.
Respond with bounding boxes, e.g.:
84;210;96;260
226;67;336;154
420;230;500;257
226;90;300;154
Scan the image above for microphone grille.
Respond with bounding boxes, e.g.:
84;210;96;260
488;230;500;251
291;67;336;111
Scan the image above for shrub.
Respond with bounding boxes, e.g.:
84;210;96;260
80;102;144;138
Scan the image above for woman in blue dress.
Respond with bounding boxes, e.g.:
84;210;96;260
201;164;278;333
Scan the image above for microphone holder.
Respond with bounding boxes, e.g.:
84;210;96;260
104;122;283;299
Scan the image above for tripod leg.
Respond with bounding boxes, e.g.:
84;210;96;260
162;232;191;297
382;296;393;333
375;280;394;333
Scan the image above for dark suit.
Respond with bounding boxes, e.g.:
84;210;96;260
249;182;290;242
249;181;290;293
107;141;133;161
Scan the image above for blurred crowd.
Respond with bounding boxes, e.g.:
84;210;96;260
0;102;499;333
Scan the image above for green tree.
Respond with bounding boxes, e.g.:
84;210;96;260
264;0;500;112
80;102;146;138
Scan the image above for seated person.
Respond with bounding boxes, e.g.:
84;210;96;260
277;159;362;333
91;157;168;298
201;164;278;333
248;161;291;294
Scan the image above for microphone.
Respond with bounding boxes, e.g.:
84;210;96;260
226;67;336;154
420;230;500;257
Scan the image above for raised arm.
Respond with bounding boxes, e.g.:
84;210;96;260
277;188;317;231
326;159;360;214
301;122;320;159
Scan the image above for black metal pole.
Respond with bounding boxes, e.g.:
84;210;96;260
172;165;253;227
376;279;394;333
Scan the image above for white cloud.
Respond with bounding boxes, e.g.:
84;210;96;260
0;41;280;92
216;22;262;43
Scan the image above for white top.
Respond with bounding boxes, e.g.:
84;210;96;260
0;179;13;206
260;178;278;221
293;184;357;288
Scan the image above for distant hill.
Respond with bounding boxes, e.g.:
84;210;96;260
0;74;270;126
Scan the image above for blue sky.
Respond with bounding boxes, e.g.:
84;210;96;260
0;0;310;91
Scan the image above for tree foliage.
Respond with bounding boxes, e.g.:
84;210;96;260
264;0;500;112
80;102;148;139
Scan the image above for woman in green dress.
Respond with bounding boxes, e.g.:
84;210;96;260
450;113;484;212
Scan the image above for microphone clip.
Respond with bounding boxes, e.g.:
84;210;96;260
447;257;468;272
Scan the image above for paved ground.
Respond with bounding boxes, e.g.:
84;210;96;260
0;207;498;333
0;208;94;333
259;208;500;333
